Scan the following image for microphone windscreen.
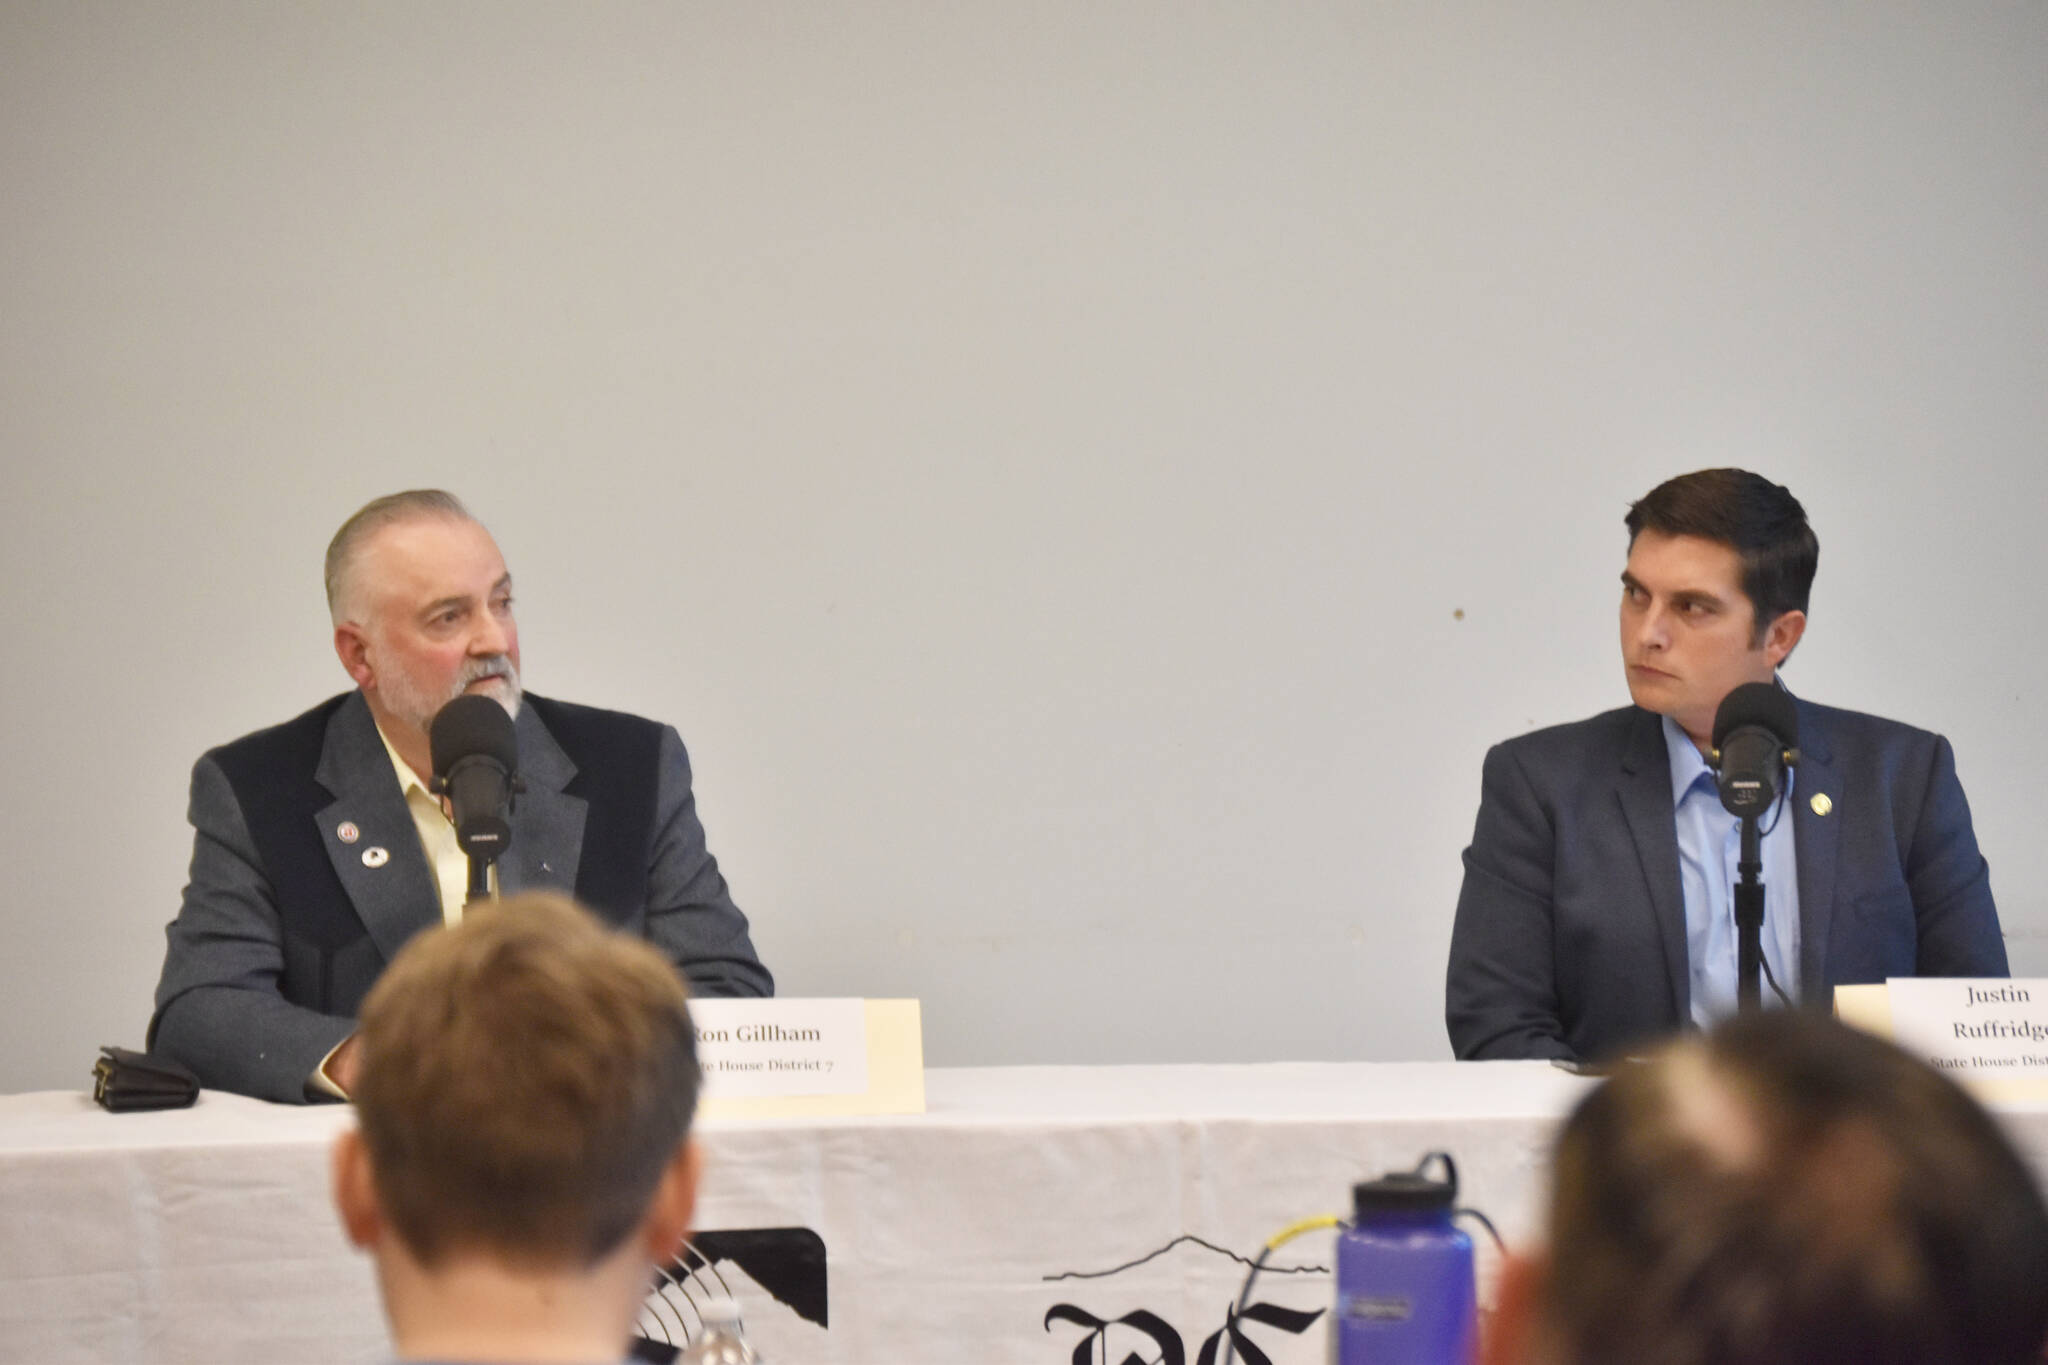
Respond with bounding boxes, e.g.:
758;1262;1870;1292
430;693;518;779
1712;681;1798;751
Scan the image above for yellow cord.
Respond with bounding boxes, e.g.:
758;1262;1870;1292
1264;1213;1343;1251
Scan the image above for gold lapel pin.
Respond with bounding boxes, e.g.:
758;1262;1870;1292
336;821;360;844
362;846;390;868
1810;793;1833;817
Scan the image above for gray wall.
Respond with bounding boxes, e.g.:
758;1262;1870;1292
3;2;2043;1093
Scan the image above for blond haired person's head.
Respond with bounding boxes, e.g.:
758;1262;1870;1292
331;893;701;1364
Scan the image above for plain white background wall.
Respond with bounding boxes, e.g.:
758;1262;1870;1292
1;3;2043;1093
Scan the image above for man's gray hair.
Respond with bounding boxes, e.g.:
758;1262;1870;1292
325;490;475;625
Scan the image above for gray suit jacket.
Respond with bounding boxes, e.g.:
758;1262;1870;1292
150;691;771;1101
1446;698;2007;1061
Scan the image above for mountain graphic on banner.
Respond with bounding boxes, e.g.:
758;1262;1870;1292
1043;1232;1328;1283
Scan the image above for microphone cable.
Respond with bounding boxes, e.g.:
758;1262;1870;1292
1747;784;1797;1010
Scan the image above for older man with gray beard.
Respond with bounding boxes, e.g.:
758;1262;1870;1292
150;491;771;1103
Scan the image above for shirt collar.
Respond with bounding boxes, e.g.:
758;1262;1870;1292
1661;714;1717;805
373;720;435;801
1659;676;1797;808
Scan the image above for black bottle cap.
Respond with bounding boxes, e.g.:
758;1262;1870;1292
1353;1153;1458;1216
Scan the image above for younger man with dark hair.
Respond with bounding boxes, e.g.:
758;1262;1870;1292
1447;469;2006;1061
1484;1011;2048;1365
331;891;701;1365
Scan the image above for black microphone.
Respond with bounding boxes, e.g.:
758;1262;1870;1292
429;694;520;863
1710;682;1799;819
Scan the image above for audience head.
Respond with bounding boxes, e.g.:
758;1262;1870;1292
332;893;702;1360
1490;1009;2048;1365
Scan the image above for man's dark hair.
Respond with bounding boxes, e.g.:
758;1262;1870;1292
1542;1010;2048;1365
1625;469;1819;645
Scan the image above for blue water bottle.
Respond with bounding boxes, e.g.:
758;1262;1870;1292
1332;1152;1476;1365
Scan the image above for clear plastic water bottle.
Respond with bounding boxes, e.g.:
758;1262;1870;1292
678;1297;763;1365
1332;1154;1476;1365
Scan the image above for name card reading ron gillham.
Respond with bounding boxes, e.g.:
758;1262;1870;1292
1886;978;2048;1076
690;999;868;1098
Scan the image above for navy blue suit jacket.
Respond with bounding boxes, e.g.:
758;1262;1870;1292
1446;698;2007;1061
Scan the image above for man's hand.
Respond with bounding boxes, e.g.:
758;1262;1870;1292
323;1034;363;1098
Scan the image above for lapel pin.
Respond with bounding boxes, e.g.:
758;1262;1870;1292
1810;793;1833;817
336;821;360;844
362;846;390;868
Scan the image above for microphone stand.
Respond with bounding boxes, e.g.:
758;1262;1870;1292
1710;683;1798;1014
465;851;496;909
1734;814;1765;1011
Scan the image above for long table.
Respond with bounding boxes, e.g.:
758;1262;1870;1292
4;1062;2044;1364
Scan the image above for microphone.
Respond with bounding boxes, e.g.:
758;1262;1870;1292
429;694;520;863
1710;682;1799;819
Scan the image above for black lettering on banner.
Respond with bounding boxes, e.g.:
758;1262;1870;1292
1045;1300;1325;1365
1195;1302;1327;1365
1044;1305;1185;1365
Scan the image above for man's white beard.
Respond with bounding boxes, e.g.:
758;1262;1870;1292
382;655;523;739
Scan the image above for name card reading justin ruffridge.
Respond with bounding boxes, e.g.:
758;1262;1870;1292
1885;978;2048;1076
689;998;926;1117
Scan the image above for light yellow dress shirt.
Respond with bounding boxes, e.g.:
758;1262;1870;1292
374;722;495;925
311;722;495;1098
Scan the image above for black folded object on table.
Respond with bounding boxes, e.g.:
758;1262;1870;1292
92;1046;200;1112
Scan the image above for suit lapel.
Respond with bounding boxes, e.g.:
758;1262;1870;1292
1616;709;1691;1021
312;693;442;964
1791;697;1841;999
500;703;588;898
310;695;591;951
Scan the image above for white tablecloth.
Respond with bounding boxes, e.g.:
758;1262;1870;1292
5;1062;2043;1364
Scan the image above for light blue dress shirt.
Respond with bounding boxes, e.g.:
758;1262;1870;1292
1663;714;1801;1026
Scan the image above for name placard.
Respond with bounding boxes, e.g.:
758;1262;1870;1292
690;998;925;1119
1883;978;2048;1076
